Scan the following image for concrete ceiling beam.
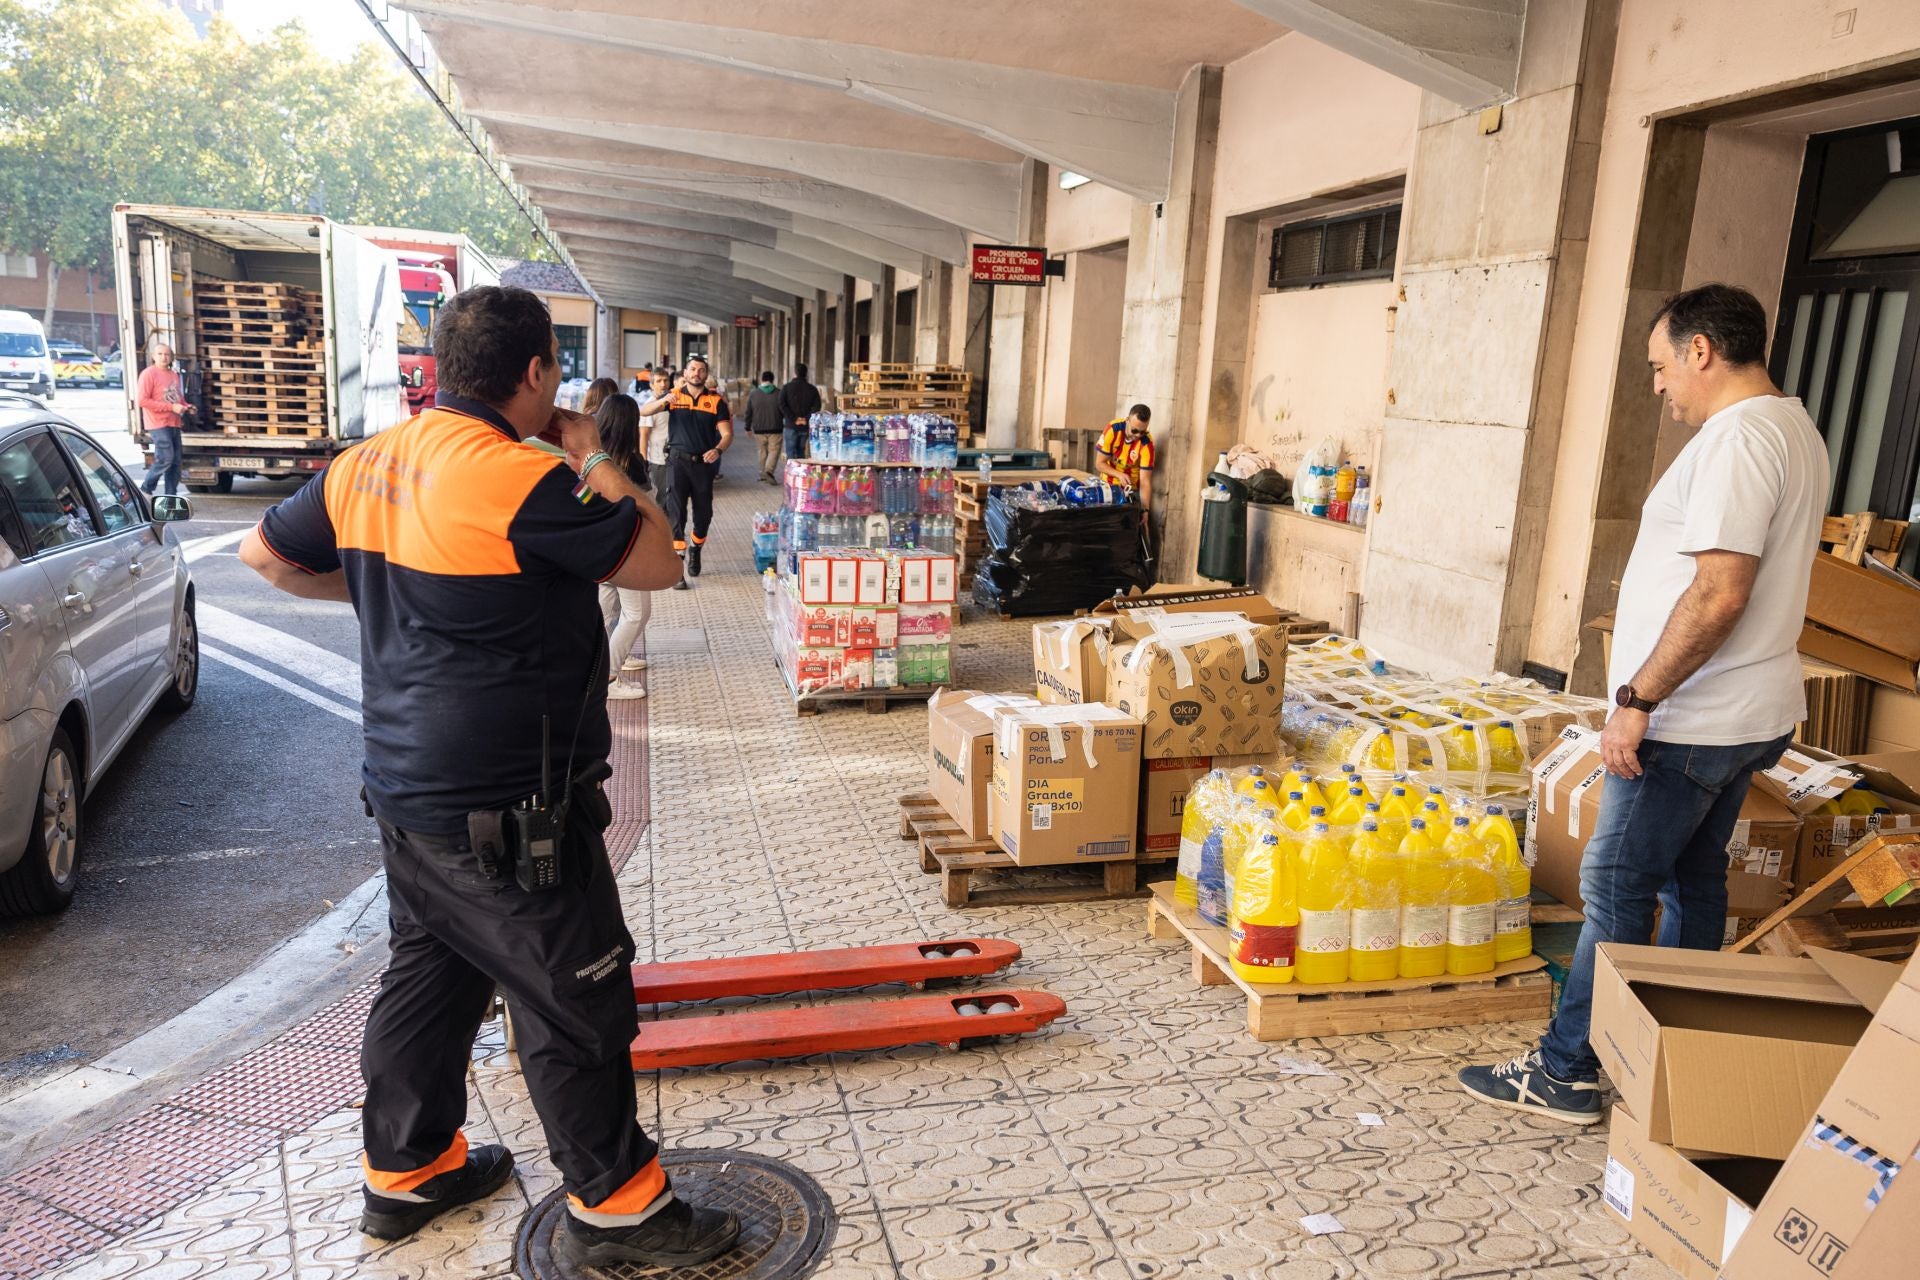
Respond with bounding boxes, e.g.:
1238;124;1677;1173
402;0;1176;199
473;108;1021;240
1231;0;1521;105
511;156;966;267
563;232;821;302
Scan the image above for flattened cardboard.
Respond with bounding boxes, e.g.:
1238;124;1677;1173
1032;618;1112;706
1724;950;1920;1280
1589;944;1880;1161
1092;584;1285;628
1604;1104;1780;1280
927;690;1041;840
1798;621;1920;694
1106;617;1286;760
989;704;1142;866
1805;553;1920;663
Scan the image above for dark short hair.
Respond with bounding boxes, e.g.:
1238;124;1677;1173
1127;404;1152;424
759;369;775;383
685;353;708;369
794;362;809;380
433;286;554;403
1650;284;1768;367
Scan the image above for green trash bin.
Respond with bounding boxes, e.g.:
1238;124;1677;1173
1196;470;1249;585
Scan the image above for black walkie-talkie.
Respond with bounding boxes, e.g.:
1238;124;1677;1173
510;715;561;892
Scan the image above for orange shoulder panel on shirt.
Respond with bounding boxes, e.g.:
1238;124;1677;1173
324;409;556;577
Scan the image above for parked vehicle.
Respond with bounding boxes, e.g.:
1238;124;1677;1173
102;350;123;388
348;227;501;417
0;311;54;401
0;395;197;914
112;204;406;494
51;345;105;388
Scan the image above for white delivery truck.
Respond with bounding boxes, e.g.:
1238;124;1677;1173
111;204;405;492
346;225;502;416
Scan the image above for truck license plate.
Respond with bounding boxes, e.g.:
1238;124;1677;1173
218;456;257;468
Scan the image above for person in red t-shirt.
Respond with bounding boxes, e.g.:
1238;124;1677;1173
137;341;195;496
1095;403;1156;510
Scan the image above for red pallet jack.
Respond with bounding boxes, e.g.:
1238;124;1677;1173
627;938;1066;1070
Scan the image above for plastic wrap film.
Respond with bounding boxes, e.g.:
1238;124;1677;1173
971;487;1149;617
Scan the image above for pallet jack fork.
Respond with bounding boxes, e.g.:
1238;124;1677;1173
627;938;1066;1070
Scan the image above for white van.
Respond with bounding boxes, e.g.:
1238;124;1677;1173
0;310;54;401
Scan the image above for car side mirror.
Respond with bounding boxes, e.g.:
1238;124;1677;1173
151;494;192;523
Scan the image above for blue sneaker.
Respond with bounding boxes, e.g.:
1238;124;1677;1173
1458;1050;1603;1125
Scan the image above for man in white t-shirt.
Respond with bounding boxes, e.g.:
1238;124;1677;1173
1461;283;1829;1124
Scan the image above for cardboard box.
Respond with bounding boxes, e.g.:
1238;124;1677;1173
1603;1103;1781;1280
927;690;1042;840
797;552;833;604
829;555;859;605
1589;943;1884;1160
1106;614;1287;759
1033;618;1112;706
1794;751;1920;886
1865;685;1920;753
1805;553;1920;664
1140;756;1213;856
1093;584;1286;628
1529;729;1798;919
989;703;1142;866
1798;622;1920;694
1753;747;1864;815
1721;949;1915;1280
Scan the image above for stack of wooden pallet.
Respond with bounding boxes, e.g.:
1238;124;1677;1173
845;363;972;436
194;281;327;437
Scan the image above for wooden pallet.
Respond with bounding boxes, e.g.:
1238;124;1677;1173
1732;831;1920;960
793;685;935;717
202;346;324;370
1144;884;1553;1041
194;280;306;299
898;792;1143;909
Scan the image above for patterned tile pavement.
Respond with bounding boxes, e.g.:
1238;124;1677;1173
4;462;1675;1279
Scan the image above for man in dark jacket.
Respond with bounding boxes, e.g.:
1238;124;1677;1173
776;363;822;463
743;370;784;483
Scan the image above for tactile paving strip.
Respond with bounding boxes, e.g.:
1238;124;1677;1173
515;1150;834;1280
169;1037;366;1132
0;1185;114;1279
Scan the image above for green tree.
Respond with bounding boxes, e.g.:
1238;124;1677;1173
0;0;543;328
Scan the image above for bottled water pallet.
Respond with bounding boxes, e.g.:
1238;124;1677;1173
898;792;1145;909
1143;884;1551;1041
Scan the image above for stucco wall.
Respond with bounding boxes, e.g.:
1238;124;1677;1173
1529;0;1920;678
1241;278;1396;476
1044;171;1133;254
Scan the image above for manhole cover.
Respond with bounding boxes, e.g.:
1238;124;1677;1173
515;1150;834;1280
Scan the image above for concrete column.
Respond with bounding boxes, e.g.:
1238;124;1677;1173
985;160;1050;448
810;289;829;376
913;256;956;366
1361;0;1618;677
665;316;679;369
873;266;899;364
836;275;858;391
1115;64;1224;571
594;303;620;380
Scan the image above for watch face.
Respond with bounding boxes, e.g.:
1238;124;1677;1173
1614;685;1631;708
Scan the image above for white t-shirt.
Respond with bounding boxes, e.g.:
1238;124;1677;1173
640;406;669;466
1608;395;1829;745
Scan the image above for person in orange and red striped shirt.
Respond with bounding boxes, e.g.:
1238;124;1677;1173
1095;403;1156;510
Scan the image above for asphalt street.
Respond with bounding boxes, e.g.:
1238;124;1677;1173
0;389;378;1102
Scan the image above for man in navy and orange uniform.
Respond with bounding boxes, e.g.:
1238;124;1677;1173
1095;403;1157;511
635;353;731;587
239;286;739;1271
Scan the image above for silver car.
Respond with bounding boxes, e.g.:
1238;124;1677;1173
0;397;197;914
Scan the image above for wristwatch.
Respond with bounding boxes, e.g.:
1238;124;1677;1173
1614;684;1659;713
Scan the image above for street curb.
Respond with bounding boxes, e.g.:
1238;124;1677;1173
0;871;389;1175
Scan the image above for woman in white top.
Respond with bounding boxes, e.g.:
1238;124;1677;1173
594;392;656;700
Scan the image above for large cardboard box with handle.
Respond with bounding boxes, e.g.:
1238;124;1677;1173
1603;1103;1781;1280
926;691;1043;839
1032;618;1112;706
1722;948;1917;1280
1588;943;1886;1161
1105;612;1286;760
988;703;1142;866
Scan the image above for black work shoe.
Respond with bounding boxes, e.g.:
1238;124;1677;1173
360;1144;516;1240
557;1195;742;1269
686;544;703;577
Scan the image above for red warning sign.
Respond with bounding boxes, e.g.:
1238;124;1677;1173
970;245;1047;286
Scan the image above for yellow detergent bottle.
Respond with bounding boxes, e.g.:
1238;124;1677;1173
1441;723;1480;772
1235;767;1273;798
1175;769;1232;906
1419;798;1448;835
1329;785;1368;827
1488;720;1527;777
1444;816;1497;976
1424;787;1453;825
1296;821;1352;984
1478;803;1533;963
1348;818;1402;980
1299;776;1332;810
1397;818;1448;978
1839;782;1883;816
1280;790;1314;833
1229;832;1298;984
1223;802;1280;917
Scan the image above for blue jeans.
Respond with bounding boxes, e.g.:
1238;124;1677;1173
783;426;808;462
1538;731;1792;1080
142;427;182;496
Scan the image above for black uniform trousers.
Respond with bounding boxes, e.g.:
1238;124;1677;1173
663;450;717;548
360;796;654;1209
